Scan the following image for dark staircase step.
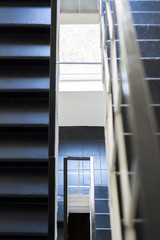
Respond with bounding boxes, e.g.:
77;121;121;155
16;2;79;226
0;66;49;91
0;203;47;235
0;167;48;198
0;132;48;159
95;199;109;213
107;40;160;58
108;58;160;78
0;98;49;126
109;1;160;11
125;135;160;171
0;34;50;57
95;213;110;229
0;158;48;167
121;105;160;133
95;186;108;199
148;79;160;104
96;229;111;240
0;0;50;7
108;24;160;40
0;7;51;26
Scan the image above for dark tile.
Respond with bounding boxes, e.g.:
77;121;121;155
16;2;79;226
58;185;63;195
100;155;108;170
95;200;110;213
58;227;64;240
96;229;111;240
99;141;106;155
96;214;111;228
83;155;101;170
83;170;90;186
94;155;101;170
83;141;100;155
94;170;102;185
59;127;83;141
82;127;104;140
58;156;64;171
95;186;108;198
57;201;63;222
58;141;66;156
58;171;63;186
65;141;82;156
101;170;108;186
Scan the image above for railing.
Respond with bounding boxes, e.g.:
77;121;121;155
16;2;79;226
58;62;102;81
48;0;60;240
64;156;96;240
100;0;160;240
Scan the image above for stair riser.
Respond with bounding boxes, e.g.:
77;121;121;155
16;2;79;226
0;99;49;125
107;40;160;58
122;106;160;133
125;135;160;170
0;0;50;7
108;59;160;78
0;7;51;25
0;133;48;159
109;1;160;11
0;204;47;235
123;80;160;104
107;25;160;40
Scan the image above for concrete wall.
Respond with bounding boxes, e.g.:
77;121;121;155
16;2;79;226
59;91;105;126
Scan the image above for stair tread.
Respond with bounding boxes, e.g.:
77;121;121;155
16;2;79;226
0;35;50;57
0;99;49;125
108;58;160;78
0;167;47;197
0;66;49;90
111;24;160;40
0;7;51;25
107;40;160;57
0;203;47;234
0;133;48;159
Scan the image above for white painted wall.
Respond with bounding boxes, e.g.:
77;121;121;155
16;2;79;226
59;90;105;126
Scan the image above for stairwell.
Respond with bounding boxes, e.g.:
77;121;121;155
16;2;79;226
102;0;160;239
0;0;159;240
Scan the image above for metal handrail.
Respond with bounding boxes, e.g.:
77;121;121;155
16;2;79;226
64;156;96;240
100;0;160;240
57;61;101;64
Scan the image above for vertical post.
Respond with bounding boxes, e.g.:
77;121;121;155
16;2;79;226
48;0;59;239
64;158;68;240
90;157;96;240
78;159;80;194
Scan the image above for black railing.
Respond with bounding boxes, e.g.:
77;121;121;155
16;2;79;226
48;0;59;239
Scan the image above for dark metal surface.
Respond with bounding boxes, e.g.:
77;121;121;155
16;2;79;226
90;157;96;240
48;0;58;239
64;157;68;240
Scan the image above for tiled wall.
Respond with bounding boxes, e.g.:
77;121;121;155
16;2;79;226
58;127;108;194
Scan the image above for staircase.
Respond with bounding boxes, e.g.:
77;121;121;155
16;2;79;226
0;0;58;239
101;0;160;239
95;186;111;240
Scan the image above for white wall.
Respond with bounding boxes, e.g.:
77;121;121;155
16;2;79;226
59;91;105;126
